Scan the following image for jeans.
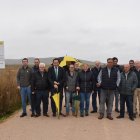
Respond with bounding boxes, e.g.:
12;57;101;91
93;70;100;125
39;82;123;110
120;94;133;117
99;89;115;115
20;86;31;114
114;89;120;110
66;92;76;113
92;88;101;111
80;92;91;114
36;90;49;115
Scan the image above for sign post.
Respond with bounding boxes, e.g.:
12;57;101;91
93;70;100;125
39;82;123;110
0;41;5;69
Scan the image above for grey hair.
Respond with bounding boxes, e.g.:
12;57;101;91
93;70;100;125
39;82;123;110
39;63;46;67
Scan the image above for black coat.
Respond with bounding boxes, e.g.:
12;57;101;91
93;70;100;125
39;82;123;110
91;67;102;89
48;66;66;92
134;69;140;88
114;64;123;73
76;69;95;93
31;71;49;92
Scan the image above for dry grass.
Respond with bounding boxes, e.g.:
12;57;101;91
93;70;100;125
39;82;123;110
0;65;21;118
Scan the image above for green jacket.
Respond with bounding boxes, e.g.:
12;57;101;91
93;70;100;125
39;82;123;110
17;66;32;87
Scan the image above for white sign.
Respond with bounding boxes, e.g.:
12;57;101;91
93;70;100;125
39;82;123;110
0;41;5;69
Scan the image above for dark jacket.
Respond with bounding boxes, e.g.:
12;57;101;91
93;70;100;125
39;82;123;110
134;69;140;88
119;71;138;95
65;71;78;92
48;66;66;91
114;65;123;73
31;71;49;92
101;67;118;90
17;66;32;87
32;65;39;73
76;69;95;93
130;66;136;72
92;66;102;89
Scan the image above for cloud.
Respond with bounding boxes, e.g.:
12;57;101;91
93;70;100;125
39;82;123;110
0;0;140;64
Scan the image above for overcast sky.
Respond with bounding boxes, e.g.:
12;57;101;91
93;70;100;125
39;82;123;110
0;0;140;64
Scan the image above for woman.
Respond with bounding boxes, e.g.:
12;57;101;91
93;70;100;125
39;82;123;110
76;64;95;117
65;64;78;116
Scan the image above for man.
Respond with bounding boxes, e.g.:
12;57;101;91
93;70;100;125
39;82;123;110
74;62;81;73
76;64;95;117
91;60;102;113
65;64;78;116
129;60;135;71
17;58;32;117
117;64;138;121
133;61;140;118
48;58;66;117
31;63;50;117
112;57;122;113
97;58;120;120
30;58;40;117
32;58;40;73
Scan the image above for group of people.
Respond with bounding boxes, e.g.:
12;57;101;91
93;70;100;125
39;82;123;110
17;57;140;121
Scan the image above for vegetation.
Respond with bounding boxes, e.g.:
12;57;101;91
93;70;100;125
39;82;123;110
0;65;21;121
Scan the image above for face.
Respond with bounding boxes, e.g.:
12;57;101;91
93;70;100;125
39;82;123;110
22;60;28;67
135;61;140;69
39;65;45;72
123;64;130;73
107;59;114;68
113;59;118;66
82;64;89;71
34;59;40;67
69;65;75;72
95;61;101;68
53;60;59;67
129;61;134;68
74;63;79;69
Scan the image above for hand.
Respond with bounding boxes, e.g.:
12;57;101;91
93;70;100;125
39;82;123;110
54;84;58;89
17;86;20;90
76;87;80;90
96;83;101;87
54;81;59;85
66;86;68;90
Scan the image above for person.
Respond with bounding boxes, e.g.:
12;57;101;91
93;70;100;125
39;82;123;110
66;62;80;107
112;57;122;113
74;62;81;73
48;58;66;117
30;58;40;117
97;58;120;120
117;64;138;121
91;60;102;113
31;63;50;117
76;64;95;117
133;61;140;118
17;58;32;117
32;58;40;73
129;60;135;71
65;64;78;116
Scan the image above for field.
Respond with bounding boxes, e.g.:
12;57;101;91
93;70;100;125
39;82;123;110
0;65;21;120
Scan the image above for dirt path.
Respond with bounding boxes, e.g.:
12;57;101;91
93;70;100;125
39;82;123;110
0;104;140;140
